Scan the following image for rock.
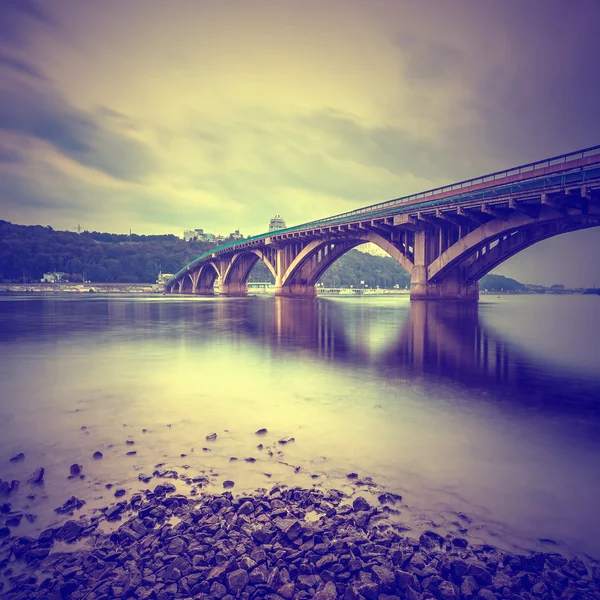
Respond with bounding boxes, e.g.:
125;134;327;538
27;467;44;484
57;520;83;542
358;582;379;600
168;537;186;554
9;453;25;463
238;500;254;515
227;569;249;595
55;496;86;514
278;437;295;444
278;583;296;599
460;575;479;599
210;581;227;599
126;451;137;455
60;580;79;598
394;570;412;590
346;473;359;479
0;527;10;537
93;451;103;459
245;457;256;462
437;581;460;600
313;581;337;600
352;496;370;512
206;432;217;441
69;463;82;476
139;473;152;483
126;440;135;445
465;562;492;585
114;489;126;498
255;428;268;435
372;565;395;590
276;518;303;541
477;590;496;600
223;480;235;489
377;492;402;504
531;582;548;596
452;536;468;548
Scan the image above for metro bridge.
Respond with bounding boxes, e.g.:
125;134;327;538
166;145;600;301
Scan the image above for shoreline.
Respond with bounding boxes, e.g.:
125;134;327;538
1;482;599;600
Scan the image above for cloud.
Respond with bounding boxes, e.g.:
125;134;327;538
0;53;46;80
0;78;156;181
0;0;58;51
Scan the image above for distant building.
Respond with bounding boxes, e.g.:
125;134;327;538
41;272;67;283
357;243;389;258
156;272;174;285
203;232;216;241
229;229;243;240
183;229;196;241
269;215;286;232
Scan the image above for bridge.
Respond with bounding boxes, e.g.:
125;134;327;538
166;145;600;301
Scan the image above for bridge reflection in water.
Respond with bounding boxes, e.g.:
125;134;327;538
202;296;599;411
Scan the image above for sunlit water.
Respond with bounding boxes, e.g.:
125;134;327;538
0;294;599;561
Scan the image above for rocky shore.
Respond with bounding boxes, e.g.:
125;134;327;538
1;481;599;600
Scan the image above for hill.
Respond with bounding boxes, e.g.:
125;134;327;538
0;221;526;290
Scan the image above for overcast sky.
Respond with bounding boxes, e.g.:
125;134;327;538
1;0;599;286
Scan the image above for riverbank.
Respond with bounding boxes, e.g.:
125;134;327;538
1;480;599;600
0;283;161;294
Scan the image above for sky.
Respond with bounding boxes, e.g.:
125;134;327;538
0;0;599;287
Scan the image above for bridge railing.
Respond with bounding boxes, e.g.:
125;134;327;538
167;144;600;284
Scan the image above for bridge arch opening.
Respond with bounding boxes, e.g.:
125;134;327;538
316;242;411;291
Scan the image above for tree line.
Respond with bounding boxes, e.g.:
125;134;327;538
0;220;525;290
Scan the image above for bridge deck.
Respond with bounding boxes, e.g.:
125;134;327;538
169;144;600;283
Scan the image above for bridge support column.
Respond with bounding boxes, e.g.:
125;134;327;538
219;282;248;296
410;230;479;301
274;282;317;297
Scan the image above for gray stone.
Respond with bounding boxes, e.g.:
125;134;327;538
27;467;44;484
437;580;460;600
313;581;337;600
352;496;370;512
371;565;394;589
167;536;186;554
210;580;227;598
465;562;493;585
460;575;479;599
227;569;249;594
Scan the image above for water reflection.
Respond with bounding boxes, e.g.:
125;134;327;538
2;295;599;415
1;294;599;558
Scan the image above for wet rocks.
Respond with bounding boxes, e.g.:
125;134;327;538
0;480;18;496
27;467;44;484
9;452;25;463
56;520;83;542
206;432;217;441
92;451;103;459
138;473;152;483
55;496;86;514
114;489;126;497
1;483;598;600
255;428;268;435
223;480;235;489
352;496;370;512
69;463;82;476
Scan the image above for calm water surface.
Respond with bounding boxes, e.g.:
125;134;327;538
0;294;599;560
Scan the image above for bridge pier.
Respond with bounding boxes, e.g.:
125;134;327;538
274;282;317;297
219;282;248;296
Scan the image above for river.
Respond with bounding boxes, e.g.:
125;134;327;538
0;294;599;562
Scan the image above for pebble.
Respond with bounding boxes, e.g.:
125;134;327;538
206;432;217;441
93;451;103;459
69;463;82;476
255;428;268;435
9;453;25;463
27;468;44;484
